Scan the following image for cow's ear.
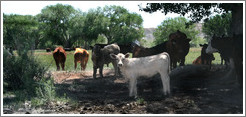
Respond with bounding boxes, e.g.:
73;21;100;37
125;53;130;58
110;54;117;60
199;44;203;47
187;38;191;42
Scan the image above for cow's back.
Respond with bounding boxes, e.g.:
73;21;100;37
53;47;66;62
132;42;167;58
102;44;120;64
74;48;89;63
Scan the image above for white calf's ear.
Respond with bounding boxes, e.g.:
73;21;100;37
110;54;117;59
125;53;130;58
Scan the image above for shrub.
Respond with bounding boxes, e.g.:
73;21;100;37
3;50;47;97
32;77;56;106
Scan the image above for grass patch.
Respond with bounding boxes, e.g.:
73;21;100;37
35;48;222;72
35;50;114;71
185;47;221;65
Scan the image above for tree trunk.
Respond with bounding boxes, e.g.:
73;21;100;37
231;4;243;35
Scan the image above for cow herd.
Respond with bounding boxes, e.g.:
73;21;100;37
51;30;243;97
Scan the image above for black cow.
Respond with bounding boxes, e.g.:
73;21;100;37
206;34;243;88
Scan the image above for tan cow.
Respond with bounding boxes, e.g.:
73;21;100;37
74;48;89;70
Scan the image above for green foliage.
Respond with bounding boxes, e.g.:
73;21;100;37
103;5;144;44
33;77;56;106
202;13;232;40
153;17;199;47
136;97;145;105
3;14;39;50
3;52;46;95
141;3;238;23
37;4;78;48
81;7;109;48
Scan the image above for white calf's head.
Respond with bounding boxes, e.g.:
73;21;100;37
110;53;130;67
206;38;218;54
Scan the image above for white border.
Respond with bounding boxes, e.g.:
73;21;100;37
1;1;245;116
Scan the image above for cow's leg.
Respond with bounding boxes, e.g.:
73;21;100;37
80;62;83;71
160;72;170;95
201;57;205;65
172;60;177;69
129;77;137;97
83;56;89;70
61;62;65;71
112;61;118;77
99;65;104;78
74;60;77;70
55;60;60;71
180;57;185;66
221;58;224;65
93;66;97;79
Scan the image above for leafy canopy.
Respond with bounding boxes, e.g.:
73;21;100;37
202;13;232;40
153;17;199;47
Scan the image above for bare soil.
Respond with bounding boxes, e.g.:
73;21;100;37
4;65;243;114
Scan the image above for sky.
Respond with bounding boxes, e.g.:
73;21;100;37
1;1;182;28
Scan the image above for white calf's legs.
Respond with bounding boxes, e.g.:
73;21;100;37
129;78;137;97
160;72;170;95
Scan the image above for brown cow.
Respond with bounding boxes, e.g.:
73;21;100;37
192;56;202;65
132;42;167;58
53;47;66;71
74;48;89;70
132;30;190;69
167;30;191;69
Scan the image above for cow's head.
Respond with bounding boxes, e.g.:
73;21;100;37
110;53;130;67
200;44;208;50
170;37;191;54
206;36;219;54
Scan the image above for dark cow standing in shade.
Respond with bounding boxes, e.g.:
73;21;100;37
200;44;215;66
167;30;191;69
206;34;243;88
132;42;167;58
133;30;191;69
53;47;66;71
192;44;215;67
91;43;120;78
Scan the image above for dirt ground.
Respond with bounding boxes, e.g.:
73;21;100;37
47;65;243;114
4;65;243;114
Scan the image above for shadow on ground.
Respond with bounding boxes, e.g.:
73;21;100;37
52;65;243;114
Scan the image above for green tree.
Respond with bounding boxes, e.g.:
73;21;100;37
3;14;39;54
37;4;77;48
82;7;109;48
153;17;199;47
68;10;86;47
103;5;144;44
202;13;232;40
3;14;47;97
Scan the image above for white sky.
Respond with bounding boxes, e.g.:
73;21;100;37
1;1;182;28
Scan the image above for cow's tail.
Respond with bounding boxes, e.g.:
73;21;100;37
164;52;171;74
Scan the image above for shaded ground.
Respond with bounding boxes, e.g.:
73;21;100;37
3;65;243;114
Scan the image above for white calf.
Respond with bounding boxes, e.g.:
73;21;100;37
110;52;171;97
